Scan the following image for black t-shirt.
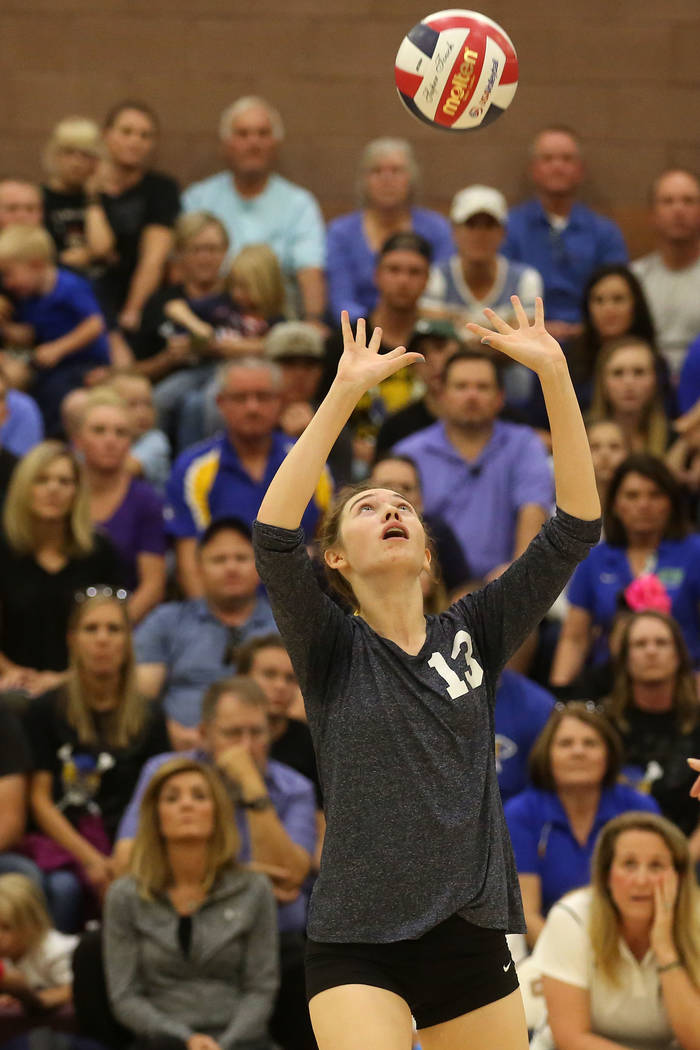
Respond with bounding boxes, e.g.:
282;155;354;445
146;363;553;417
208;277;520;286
616;706;700;836
42;186;90;260
0;532;126;671
270;717;322;806
24;689;170;840
0;448;18;508
0;704;32;777
94;170;180;323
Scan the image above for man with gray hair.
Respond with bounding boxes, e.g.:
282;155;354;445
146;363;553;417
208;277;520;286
165;355;330;593
182;96;326;324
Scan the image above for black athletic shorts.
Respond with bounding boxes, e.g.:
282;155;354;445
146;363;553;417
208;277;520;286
305;912;519;1030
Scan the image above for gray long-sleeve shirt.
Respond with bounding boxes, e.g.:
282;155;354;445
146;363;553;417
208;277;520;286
253;509;600;943
104;868;279;1049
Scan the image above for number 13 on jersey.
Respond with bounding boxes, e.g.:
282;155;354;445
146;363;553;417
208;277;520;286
428;630;484;698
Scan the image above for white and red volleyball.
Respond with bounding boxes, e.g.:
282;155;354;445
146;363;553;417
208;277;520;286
394;10;518;132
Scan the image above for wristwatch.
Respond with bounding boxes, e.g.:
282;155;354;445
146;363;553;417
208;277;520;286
240;795;273;812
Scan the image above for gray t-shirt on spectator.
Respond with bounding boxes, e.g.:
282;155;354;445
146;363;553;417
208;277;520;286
253;509;600;943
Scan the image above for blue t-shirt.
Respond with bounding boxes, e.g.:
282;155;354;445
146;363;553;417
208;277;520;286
0;390;43;456
495;670;555;803
501;199;628;323
17;268;109;366
678;334;700;413
504;783;659;914
567;536;700;665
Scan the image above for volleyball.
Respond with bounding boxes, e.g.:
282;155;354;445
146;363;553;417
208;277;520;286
394;10;518;132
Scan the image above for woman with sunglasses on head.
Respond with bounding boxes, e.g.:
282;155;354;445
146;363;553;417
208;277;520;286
22;590;169;932
253;297;601;1050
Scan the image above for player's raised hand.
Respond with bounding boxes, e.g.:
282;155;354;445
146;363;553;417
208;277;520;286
466;296;566;375
335;310;424;393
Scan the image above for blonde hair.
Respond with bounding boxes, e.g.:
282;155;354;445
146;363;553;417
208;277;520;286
130;757;239;900
589;338;669;457
0;875;52;952
3;441;94;557
229;243;285;319
64;593;143;749
589;812;700;986
0;225;54;264
174;211;229;253
79;386;131;433
43;117;102;174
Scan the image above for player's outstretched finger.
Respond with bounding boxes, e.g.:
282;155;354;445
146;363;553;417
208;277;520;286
356;317;366;348
340;310;352;344
368;324;383;353
534;297;545;329
482;307;513;335
511;295;529;329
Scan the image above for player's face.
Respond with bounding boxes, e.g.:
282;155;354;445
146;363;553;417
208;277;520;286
0;182;43;229
613;472;671;538
602;344;657;416
180;223;229;286
72;600;128;683
331;488;428;584
369;459;423;513
588;274;636;340
54;147;98;190
216;367;282;441
78;405;132;472
440;359;503;428
608;830;675;923
587;421;627;487
530;131;583;197
157;771;215;842
626;615;680;685
204;694;270;770
198;529;260;605
454;213;504;264
364;150;413;210
223;106;278;179
652;171;700;242
375;249;429;310
549;716;608;790
30;456;78;522
104;108;156;170
249;646;297;717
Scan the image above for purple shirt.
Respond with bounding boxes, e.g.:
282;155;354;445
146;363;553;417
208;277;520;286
326;207;455;323
117;750;317;933
98;477;165;591
394;419;554;579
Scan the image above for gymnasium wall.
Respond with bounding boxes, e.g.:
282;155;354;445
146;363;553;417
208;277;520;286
2;0;700;257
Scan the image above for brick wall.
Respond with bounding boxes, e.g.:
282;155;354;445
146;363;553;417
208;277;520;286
2;0;699;255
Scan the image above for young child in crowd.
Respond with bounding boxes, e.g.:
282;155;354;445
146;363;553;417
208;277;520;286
0;226;109;436
228;242;286;334
110;372;170;491
0;874;77;1014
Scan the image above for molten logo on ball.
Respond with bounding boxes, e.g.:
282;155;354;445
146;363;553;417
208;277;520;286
394;9;519;132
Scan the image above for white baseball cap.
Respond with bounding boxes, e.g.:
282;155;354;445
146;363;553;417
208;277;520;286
450;185;508;225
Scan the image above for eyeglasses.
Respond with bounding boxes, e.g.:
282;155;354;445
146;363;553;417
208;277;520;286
74;585;129;604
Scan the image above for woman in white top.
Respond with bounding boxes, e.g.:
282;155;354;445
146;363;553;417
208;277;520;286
533;810;700;1050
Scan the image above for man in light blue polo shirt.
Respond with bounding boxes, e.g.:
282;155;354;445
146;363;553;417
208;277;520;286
135;517;277;749
394;349;553;581
182;95;326;323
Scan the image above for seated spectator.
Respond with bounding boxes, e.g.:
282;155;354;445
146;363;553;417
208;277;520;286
567;264;658;411
110;371;170;491
326;137;454;323
229;242;287;335
586;418;628;508
494;668;555;804
532;812;700;1050
368;453;470;594
0;441;123;697
504;703;659;947
113;680;315;1050
0;873;78;1045
0;180;43;231
100;757;278;1050
41;116;115;274
588;337;670;457
551;454;700;685
0;225;110;435
266;320;352;488
183;96;325;322
76;388;166;623
632;168;700;378
502;126;628;344
604;610;700;849
165;358;330;596
22;589;169;931
135;517;276;750
374;318;461;457
92;100;180;332
394;349;553;582
0;181;45;391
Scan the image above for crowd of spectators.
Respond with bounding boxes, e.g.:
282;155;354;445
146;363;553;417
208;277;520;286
1;94;700;1050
